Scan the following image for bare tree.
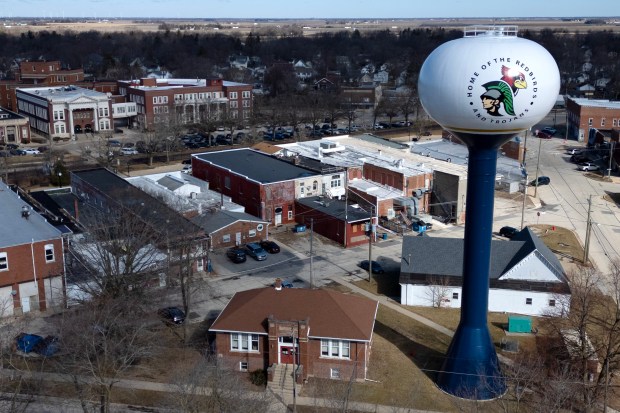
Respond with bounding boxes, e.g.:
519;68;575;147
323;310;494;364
51;298;158;413
425;276;452;308
170;355;273;413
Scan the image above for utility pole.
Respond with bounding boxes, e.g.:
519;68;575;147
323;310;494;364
521;173;528;230
368;207;373;282
309;218;314;289
608;141;615;178
583;195;593;265
534;134;543;198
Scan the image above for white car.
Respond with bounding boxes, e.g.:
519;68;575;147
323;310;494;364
120;147;138;155
578;162;599;171
182;165;192;174
22;148;40;155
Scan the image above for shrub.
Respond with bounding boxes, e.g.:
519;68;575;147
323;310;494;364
249;368;267;386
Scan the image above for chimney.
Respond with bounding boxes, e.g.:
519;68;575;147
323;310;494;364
274;278;282;291
378;149;382;156
21;205;30;219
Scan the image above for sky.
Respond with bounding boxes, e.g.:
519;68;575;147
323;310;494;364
2;0;618;19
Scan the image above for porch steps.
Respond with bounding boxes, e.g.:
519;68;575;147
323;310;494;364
399;210;411;226
269;363;300;400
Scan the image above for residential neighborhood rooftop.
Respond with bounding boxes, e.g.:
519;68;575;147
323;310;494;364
210;287;378;341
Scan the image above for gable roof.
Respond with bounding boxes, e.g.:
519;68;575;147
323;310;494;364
210;287;378;342
194;149;319;184
191;210;268;233
400;227;566;283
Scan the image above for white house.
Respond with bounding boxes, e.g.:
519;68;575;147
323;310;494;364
399;227;570;316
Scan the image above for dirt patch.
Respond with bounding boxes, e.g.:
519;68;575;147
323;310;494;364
529;224;584;264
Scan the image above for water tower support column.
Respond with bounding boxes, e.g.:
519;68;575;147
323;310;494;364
436;138;507;399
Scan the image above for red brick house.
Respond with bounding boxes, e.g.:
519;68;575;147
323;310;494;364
0;107;30;144
209;285;378;382
0;181;65;317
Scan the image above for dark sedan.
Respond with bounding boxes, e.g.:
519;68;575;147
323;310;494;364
359;260;385;274
226;247;247;263
260;240;280;254
157;306;186;325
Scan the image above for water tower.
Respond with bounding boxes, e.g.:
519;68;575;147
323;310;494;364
418;26;560;399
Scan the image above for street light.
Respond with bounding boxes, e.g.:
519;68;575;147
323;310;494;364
57;171;62;187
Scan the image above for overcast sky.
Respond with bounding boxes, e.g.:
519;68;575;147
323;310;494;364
2;0;617;19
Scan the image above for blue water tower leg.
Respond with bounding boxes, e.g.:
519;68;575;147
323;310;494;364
436;144;506;399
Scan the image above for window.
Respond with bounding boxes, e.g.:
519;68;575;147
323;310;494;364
222;234;231;243
330;368;341;379
452;292;459;300
288;210;293;220
330;175;341;188
299;182;304;194
229;91;238;99
0;252;7;271
313;181;318;191
98;107;109;117
320;339;350;359
230;333;259;352
239;362;248;371
588;118;593;126
44;244;55;262
230;100;238;108
601;118;606;127
53;110;64;121
242;91;251;98
248;229;256;237
549;299;556;307
224;176;231;189
526;298;532;305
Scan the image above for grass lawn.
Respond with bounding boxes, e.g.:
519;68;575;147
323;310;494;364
301;305;456;411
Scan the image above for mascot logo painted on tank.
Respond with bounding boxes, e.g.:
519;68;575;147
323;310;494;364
467;58;539;124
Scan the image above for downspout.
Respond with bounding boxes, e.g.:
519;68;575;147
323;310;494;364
62;236;68;308
30;238;38;310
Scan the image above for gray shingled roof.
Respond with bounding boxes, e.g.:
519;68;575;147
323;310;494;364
191;210;268;233
156;175;185;191
0;182;62;247
194;149;320;184
400;227;565;281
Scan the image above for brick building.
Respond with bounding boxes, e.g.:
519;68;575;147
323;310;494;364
0;181;65;317
0;107;31;144
362;159;432;214
209;286;378;382
16;86;113;138
116;77;252;130
295;196;372;248
191;149;333;226
566;97;620;142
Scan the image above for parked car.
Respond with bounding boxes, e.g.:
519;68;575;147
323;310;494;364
570;154;588;163
245;242;267;261
536;131;552;139
6;143;19;150
499;226;519;239
182;165;192;174
157;306;186;325
22;148;40;155
259;240;280;254
359;260;385;274
120;147;138;155
541;127;557;136
529;176;550;186
271;280;294;288
108;139;122;147
567;148;583;155
578;162;599;171
226;247;247;263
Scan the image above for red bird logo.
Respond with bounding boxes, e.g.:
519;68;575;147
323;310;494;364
500;65;527;95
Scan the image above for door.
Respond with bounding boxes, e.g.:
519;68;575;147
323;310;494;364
275;213;282;226
280;346;294;364
235;232;241;246
21;297;30;313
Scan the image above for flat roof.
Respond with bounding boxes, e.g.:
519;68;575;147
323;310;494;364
16;85;108;101
568;97;620;109
296;195;370;223
194;148;320;184
348;178;403;200
0;182;62;247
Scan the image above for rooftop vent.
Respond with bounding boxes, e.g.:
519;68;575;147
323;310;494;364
21;205;30;219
